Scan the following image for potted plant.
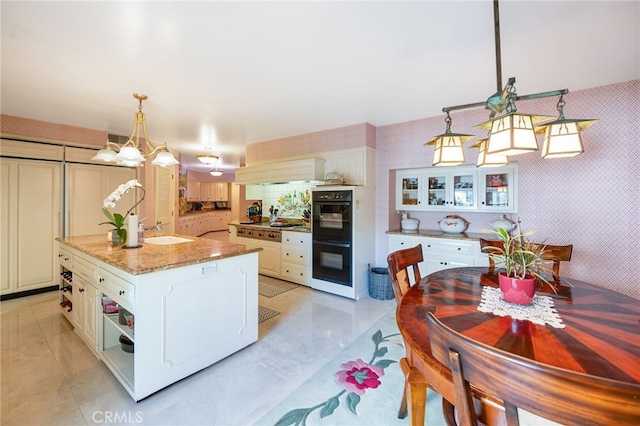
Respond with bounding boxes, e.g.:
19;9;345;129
482;224;552;305
99;179;145;244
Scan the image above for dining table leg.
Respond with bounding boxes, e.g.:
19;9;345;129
400;357;428;426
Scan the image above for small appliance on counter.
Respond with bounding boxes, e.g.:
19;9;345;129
247;202;262;222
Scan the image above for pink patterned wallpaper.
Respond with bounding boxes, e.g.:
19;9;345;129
375;80;640;300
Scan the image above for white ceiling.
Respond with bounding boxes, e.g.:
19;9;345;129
2;1;638;173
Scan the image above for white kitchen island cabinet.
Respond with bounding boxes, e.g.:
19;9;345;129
56;233;261;401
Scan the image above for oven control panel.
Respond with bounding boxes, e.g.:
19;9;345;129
312;190;352;201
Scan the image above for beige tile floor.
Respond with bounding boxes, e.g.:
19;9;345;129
1;230;395;425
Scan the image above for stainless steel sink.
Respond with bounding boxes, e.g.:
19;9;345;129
144;236;194;245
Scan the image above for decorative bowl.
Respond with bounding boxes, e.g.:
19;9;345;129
438;215;469;233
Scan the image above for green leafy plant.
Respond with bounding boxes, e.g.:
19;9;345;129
482;225;550;285
100;209;127;242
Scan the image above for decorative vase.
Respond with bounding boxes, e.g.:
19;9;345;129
498;272;536;305
111;229;123;245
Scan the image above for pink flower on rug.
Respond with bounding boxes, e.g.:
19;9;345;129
335;358;384;395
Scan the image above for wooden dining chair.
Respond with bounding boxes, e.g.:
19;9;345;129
387;245;423;305
387;245;457;424
479;238;573;280
426;312;640;426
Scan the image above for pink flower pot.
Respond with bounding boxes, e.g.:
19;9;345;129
498;272;536;305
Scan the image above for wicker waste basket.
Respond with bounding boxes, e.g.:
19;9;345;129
368;265;394;300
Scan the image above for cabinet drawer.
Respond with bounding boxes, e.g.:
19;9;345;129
96;268;135;312
58;247;73;270
281;263;310;285
282;231;311;247
281;247;309;266
74;254;98;283
421;238;476;256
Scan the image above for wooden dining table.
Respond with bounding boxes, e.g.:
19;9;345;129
396;266;640;425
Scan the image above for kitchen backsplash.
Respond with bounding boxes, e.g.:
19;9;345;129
261;182;316;218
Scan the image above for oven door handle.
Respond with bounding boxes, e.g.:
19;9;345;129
313;240;351;248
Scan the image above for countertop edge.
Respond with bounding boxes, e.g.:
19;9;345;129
386;229;492;241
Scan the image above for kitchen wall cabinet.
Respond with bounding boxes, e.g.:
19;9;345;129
388;234;488;282
214;183;229;201
477;167;518;212
235;158;325;185
66;163;136;237
322;147;375;186
395;164;517;213
1;158;62;296
281;231;311;286
186;180;201;202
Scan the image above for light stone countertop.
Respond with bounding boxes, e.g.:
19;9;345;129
386;228;490;241
229;220;311;233
56;231;261;275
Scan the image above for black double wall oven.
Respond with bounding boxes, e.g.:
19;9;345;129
312;190;353;287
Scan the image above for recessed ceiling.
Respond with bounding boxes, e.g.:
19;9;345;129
1;1;638;173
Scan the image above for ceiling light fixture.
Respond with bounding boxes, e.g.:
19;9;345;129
209;169;223;177
91;94;179;168
428;0;596;167
471;138;508;168
536;95;598;158
197;147;219;164
425;111;473;166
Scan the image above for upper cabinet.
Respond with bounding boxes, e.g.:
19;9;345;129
323;147;375;186
235;158;325;185
395;164;517;213
186;180;201;202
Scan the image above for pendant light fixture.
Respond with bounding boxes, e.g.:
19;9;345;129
209;168;223;176
425;111;474;166
426;0;596;167
536;95;598;158
471;138;508;167
197;147;220;164
91;94;179;168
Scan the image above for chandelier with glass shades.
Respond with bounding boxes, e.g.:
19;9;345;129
196;146;220;164
91;94;179;168
427;0;597;167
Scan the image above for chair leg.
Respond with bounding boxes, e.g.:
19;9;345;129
442;399;457;426
400;358;428;426
398;358;410;418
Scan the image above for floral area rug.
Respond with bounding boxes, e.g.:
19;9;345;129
257;308;447;425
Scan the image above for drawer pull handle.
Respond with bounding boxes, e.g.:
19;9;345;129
79;288;85;293
119;290;125;295
99;278;104;283
457;247;461;250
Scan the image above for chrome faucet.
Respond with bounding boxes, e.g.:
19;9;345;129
144;222;163;231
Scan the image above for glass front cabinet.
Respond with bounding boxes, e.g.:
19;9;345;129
396;164;517;213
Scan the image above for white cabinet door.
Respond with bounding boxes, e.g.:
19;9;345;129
75;276;99;352
396;170;428;211
424;170;477;211
186;180;201;201
154;166;175;233
477;165;518;212
67;164;136;237
1;159;62;295
214;183;229;201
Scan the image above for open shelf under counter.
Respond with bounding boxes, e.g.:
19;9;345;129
104;313;135;342
102;314;135;394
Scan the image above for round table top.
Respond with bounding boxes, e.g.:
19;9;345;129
396;267;640;385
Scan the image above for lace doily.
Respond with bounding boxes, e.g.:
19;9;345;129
477;287;565;329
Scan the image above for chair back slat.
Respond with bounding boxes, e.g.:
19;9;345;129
387;245;423;304
426;312;640;426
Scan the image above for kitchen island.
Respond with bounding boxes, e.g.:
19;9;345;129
56;233;261;401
